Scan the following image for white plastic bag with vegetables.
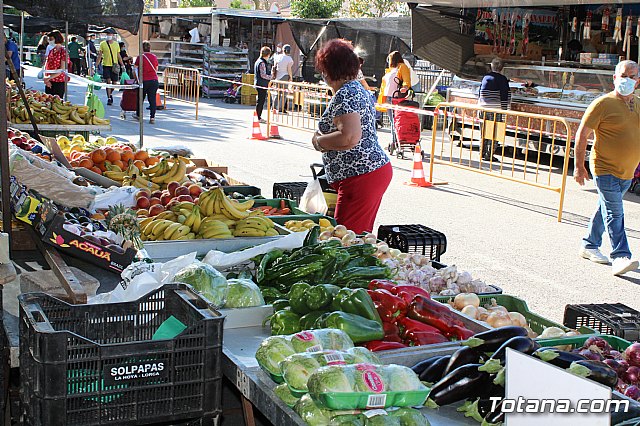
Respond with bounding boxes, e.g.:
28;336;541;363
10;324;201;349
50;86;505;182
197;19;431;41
173;261;228;307
224;278;265;308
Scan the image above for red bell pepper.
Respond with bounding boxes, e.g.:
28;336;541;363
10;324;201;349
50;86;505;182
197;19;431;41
407;295;465;335
382;321;402;342
368;279;397;293
396;317;443;337
404;331;450;346
393;285;431;305
369;289;407;321
363;340;408;351
445;324;476;341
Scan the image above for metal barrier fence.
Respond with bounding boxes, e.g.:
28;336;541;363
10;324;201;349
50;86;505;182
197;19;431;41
163;65;201;120
429;102;572;222
266;80;332;136
415;69;453;92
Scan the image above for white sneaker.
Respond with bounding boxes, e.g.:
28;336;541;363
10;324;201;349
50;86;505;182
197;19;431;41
612;257;639;276
579;247;609;264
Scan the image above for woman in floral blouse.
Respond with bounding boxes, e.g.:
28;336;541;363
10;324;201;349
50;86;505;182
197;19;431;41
312;39;392;234
43;30;68;98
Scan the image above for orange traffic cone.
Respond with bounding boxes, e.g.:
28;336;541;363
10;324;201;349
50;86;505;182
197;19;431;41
269;109;282;139
404;144;433;187
250;111;267;140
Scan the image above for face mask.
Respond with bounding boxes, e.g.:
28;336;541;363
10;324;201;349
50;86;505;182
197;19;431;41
276;47;282;53
615;77;637;96
106;35;113;41
48;40;55;46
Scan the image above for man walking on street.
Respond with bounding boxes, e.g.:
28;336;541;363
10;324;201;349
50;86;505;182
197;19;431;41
86;34;97;74
68;37;81;74
273;44;293;113
254;46;272;123
575;60;640;276
96;29;124;105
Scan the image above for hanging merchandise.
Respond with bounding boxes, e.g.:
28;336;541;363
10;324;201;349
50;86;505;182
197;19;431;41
509;12;519;55
501;12;509;54
492;10;500;53
624;15;633;53
602;7;610;32
613;8;623;43
571;16;578;33
522;12;531;57
583;12;592;39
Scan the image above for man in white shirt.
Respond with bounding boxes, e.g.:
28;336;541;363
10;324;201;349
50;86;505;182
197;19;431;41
273;44;293;113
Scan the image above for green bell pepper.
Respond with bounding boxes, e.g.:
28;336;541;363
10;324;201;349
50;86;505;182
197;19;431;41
272;299;290;312
257;249;284;284
306;284;340;310
323;311;384;344
268;310;301;335
304;225;320;246
313;312;332;329
299;311;327;330
288;282;312;315
260;287;285;304
331;288;382;323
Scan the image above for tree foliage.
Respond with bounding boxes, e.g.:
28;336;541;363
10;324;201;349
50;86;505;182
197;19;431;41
290;0;342;19
347;0;399;18
230;0;251;8
180;0;215;7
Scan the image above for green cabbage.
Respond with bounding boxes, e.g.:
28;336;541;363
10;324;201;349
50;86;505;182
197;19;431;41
387;407;430;425
274;383;300;407
224;278;265;308
174;262;227;307
425;93;445;106
281;348;380;392
384;364;425;391
307;365;356;396
294;394;359;426
255;336;295;378
330;414;366;425
366;414;401;426
290;329;354;353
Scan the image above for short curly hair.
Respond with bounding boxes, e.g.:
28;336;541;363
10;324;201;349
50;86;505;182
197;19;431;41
315;39;359;82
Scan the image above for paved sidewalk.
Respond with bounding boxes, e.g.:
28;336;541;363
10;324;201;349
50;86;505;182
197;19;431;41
22;66;640;322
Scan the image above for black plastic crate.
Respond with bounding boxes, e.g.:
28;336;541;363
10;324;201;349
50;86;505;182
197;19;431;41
222;185;262;198
273;182;308;204
377;224;447;261
563;303;640;341
19;284;224;426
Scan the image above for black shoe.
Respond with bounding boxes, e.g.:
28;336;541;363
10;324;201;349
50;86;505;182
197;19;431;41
107;97;113;106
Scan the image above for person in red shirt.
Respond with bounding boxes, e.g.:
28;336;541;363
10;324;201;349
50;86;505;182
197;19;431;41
133;41;159;124
43;30;68;98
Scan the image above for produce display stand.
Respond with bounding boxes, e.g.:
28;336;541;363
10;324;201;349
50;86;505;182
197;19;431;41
9;123;111;140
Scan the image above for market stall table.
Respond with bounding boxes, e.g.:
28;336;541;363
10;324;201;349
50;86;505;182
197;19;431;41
221;325;477;426
9;123;111;140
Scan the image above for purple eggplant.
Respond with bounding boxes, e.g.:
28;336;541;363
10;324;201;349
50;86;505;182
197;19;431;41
412;356;445;375
480;336;540;373
534;347;587;369
419;355;451;383
569;360;618;388
463;326;528;352
443;346;485;377
429;363;492;406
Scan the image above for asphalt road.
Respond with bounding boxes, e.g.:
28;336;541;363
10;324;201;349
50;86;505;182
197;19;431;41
22;66;640;324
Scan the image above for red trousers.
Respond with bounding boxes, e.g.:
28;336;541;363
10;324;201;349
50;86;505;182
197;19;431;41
330;162;393;234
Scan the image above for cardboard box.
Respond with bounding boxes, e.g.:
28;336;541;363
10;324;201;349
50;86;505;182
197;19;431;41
10;177;42;225
185;158;228;174
33;201;136;274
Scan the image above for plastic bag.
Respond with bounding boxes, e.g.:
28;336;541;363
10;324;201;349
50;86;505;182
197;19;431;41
93;186;138;210
224;278;265;308
37;69;44;79
119;71;130;84
300;179;328;215
203;231;306;269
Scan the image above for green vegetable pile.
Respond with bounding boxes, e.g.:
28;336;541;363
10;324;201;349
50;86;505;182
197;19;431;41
173;262;228;307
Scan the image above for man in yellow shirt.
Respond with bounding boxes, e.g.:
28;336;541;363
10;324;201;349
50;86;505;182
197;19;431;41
95;28;124;106
574;60;640;276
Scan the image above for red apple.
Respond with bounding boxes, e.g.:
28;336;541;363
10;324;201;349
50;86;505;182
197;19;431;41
136;197;150;209
167;181;180;197
136;189;151;199
149;204;165;216
11;136;22;145
149;197;162;206
175;186;190;197
189;185;203;197
176;195;194;203
160;193;173;206
150;190;163;199
7;129;15;138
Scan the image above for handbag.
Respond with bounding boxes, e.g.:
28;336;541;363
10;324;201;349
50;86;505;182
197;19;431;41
108;43;121;75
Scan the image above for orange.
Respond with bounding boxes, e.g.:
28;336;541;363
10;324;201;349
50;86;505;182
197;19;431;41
112;160;125;171
133;159;146;169
120;150;134;164
90;166;102;175
134;150;149;161
78;158;93;169
70;160;79;167
145;156;160;166
106;150;121;163
91;149;106;164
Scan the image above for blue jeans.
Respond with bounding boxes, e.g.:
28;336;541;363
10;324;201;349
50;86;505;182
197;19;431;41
583;174;633;259
387;96;396;144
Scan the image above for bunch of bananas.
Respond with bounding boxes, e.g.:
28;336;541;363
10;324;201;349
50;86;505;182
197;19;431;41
11;94;110;125
138;188;281;242
139;211;194;241
142;155;188;186
104;162;161;190
285;218;334;233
